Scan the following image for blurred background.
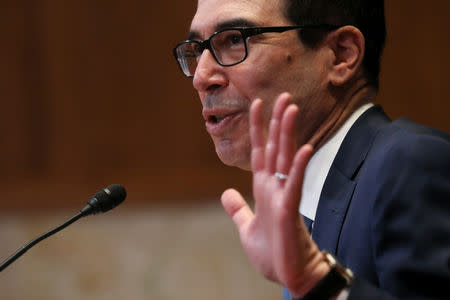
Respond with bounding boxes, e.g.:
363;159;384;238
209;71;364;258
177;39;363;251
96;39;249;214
0;1;449;299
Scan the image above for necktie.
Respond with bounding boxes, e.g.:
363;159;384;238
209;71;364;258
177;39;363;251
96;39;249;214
302;214;314;234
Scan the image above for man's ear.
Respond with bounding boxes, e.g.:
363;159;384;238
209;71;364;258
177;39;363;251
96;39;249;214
326;26;365;86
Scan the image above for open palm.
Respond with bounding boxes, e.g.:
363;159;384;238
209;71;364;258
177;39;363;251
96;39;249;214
221;93;329;297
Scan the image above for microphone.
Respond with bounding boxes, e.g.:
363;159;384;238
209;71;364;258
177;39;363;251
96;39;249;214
80;184;127;216
0;184;127;272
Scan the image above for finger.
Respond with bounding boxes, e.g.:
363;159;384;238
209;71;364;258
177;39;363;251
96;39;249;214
276;104;299;175
250;99;265;172
265;93;291;174
221;188;254;233
284;144;314;214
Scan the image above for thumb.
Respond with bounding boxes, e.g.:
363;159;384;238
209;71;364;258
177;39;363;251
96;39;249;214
221;188;254;233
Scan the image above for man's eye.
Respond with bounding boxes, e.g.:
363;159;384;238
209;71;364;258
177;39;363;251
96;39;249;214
212;31;244;50
192;43;202;53
184;50;196;57
228;34;243;44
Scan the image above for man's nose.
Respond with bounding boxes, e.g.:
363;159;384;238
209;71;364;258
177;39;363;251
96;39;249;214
192;49;227;93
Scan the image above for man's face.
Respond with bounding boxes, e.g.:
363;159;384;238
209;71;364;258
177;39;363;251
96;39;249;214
190;0;328;170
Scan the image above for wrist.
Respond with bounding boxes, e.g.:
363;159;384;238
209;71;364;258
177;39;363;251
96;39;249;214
290;251;331;298
301;251;354;300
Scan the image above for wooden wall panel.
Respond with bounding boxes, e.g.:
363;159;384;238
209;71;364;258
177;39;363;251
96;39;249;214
0;1;448;210
379;1;450;132
0;2;29;179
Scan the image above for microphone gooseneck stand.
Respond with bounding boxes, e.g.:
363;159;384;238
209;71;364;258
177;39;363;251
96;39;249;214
0;184;126;272
0;211;84;272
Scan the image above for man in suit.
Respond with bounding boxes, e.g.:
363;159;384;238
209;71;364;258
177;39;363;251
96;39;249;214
173;0;450;298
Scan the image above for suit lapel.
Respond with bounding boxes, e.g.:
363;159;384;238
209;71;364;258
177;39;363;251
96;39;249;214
312;167;356;254
312;106;391;255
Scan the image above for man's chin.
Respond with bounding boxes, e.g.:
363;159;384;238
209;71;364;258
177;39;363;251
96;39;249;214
215;144;251;171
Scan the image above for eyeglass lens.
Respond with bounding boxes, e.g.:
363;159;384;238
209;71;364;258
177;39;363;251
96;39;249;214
176;29;247;77
175;43;199;76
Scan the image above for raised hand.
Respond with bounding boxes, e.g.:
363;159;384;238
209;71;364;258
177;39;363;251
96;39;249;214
221;93;330;297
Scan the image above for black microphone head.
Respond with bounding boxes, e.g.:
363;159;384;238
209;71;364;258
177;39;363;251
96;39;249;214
81;184;127;216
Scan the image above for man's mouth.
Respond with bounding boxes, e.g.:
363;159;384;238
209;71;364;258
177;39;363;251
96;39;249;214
202;107;238;124
208;115;227;124
204;111;243;135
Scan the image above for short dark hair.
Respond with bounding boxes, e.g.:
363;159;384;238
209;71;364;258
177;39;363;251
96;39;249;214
284;0;386;89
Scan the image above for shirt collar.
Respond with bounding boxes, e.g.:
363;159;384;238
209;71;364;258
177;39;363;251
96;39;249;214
300;103;374;220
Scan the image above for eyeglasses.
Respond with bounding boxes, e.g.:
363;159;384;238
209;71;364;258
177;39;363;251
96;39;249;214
173;24;339;77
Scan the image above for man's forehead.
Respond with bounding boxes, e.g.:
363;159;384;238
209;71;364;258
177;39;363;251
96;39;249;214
190;0;286;38
189;18;257;40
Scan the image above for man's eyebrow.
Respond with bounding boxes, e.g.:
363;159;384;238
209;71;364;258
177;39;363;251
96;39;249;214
187;30;202;41
215;18;257;32
188;18;257;40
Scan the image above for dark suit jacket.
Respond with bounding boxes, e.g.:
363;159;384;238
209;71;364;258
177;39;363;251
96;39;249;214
283;106;450;299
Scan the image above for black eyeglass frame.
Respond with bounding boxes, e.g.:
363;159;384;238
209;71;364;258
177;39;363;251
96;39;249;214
173;24;340;77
